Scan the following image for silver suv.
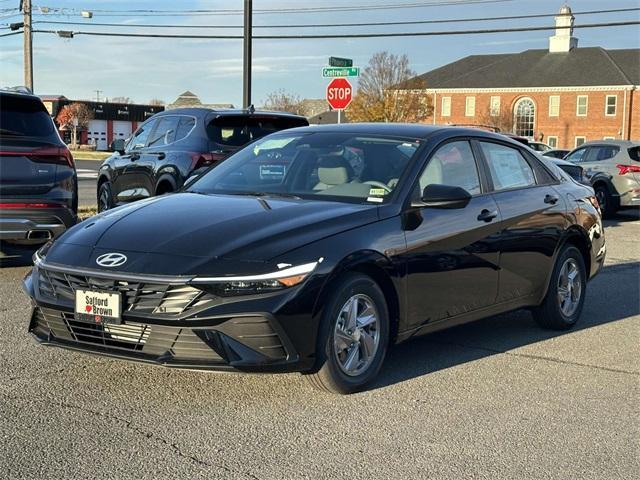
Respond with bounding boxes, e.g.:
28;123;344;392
565;140;640;217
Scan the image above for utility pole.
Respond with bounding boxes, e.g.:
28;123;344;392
242;0;252;108
95;90;103;102
22;0;33;92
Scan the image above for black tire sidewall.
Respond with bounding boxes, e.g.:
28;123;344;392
595;184;615;217
98;182;114;212
317;273;389;392
548;246;587;326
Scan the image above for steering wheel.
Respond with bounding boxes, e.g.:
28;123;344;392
364;180;392;193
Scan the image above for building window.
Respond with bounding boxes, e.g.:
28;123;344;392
605;95;617;116
441;96;451;117
603;136;616;140
465;97;476;117
575;136;586;147
514;97;535;138
576;95;588;116
549;96;560;117
547;136;558;148
490;96;500;116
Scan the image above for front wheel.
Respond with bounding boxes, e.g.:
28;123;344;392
532;246;586;330
306;273;389;394
97;181;115;213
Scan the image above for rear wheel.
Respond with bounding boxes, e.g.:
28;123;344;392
306;273;389;394
532;245;586;330
594;183;617;218
97;181;115;212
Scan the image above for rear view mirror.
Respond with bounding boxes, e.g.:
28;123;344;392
415;184;471;209
110;138;125;154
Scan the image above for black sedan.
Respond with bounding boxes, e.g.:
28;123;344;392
24;124;606;394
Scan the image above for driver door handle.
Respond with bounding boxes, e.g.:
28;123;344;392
477;209;498;222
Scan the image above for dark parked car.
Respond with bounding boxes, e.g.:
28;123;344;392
548;157;590;185
97;108;308;211
25;124;605;394
0;88;77;249
543;149;570;159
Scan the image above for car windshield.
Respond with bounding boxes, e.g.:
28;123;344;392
187;132;421;203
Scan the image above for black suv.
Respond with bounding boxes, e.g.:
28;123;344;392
0;88;77;248
97;108;308;211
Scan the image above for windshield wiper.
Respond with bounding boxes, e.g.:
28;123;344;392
0;128;25;136
227;191;302;200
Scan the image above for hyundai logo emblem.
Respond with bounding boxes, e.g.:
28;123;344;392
96;252;127;268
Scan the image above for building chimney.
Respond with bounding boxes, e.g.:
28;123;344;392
549;4;578;53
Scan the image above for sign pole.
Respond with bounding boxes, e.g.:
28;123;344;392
242;0;252;108
338;110;341;124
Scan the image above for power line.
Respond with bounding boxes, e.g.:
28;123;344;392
0;29;21;37
29;7;640;30
30;20;640;40
31;0;514;17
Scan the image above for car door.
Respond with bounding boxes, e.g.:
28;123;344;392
136;115;181;195
403;139;502;331
477;140;566;304
112;118;157;203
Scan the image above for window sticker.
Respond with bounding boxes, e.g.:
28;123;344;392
368;188;387;197
366;196;384;203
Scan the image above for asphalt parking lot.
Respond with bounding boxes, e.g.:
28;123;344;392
1;211;638;480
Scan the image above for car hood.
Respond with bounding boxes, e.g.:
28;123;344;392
46;193;378;275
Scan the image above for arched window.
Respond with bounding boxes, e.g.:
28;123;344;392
514;98;535;139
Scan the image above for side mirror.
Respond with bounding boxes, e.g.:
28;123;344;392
110;138;125;154
414;184;472;209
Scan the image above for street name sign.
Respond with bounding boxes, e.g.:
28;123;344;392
322;67;360;78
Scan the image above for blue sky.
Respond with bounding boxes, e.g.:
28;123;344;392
1;0;638;106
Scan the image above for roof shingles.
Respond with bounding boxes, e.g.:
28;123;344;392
410;48;640;89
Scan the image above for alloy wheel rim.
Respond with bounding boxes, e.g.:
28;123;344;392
99;188;110;211
333;294;380;377
557;258;582;317
596;190;606;210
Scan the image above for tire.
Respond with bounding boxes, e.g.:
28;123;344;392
532;245;586;330
97;181;115;213
594;183;617;218
306;273;389;394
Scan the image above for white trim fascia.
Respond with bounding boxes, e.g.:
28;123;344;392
417;85;637;94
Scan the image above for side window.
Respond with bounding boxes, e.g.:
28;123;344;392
174;116;195;142
127;118;157;151
565;147;587;163
146;116;180;148
419;141;481;195
480;142;536;191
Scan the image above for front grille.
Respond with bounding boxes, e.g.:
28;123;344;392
33;307;223;362
38;268;215;317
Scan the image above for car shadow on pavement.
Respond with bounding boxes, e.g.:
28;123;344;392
371;260;640;391
603;209;640;229
0;242;38;268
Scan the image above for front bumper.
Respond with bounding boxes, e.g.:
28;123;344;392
24;263;320;373
0;206;76;242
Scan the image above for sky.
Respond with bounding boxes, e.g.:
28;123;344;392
0;0;639;106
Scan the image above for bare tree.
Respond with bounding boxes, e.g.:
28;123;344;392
348;51;432;123
111;96;131;104
477;105;514;133
263;89;304;115
148;98;165;106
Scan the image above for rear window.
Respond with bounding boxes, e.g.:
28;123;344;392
0;94;56;138
206;115;307;147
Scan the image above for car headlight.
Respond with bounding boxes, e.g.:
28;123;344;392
191;260;321;296
32;241;52;266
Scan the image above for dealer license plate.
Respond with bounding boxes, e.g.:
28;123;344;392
74;289;122;325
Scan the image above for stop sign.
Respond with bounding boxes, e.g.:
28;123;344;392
326;77;353;110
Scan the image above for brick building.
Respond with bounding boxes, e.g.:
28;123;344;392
407;5;639;149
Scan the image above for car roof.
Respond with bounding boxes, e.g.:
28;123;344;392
155;107;307;121
278;123;524;142
0;89;44;103
577;139;639;147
